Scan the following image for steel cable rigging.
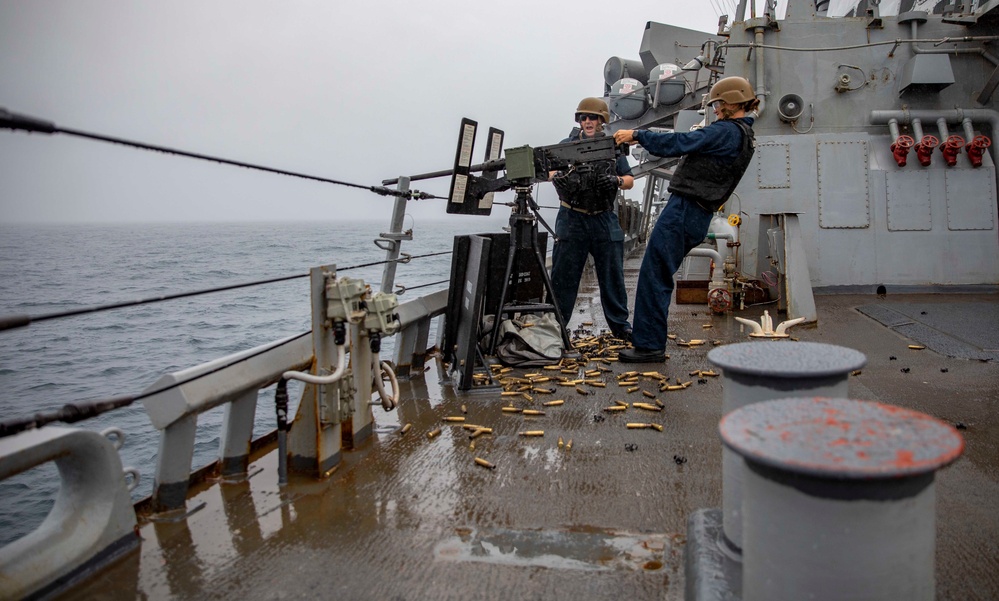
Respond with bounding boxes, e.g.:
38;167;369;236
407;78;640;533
0;107;446;201
0;250;453;332
0;332;311;439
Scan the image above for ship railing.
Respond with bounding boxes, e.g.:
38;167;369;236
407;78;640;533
140;286;447;513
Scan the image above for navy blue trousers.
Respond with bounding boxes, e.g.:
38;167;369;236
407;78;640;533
550;207;631;337
631;195;713;351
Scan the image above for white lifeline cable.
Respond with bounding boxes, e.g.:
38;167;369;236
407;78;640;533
282;344;348;384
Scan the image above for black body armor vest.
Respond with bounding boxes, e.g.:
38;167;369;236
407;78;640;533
668;120;755;212
553;133;619;213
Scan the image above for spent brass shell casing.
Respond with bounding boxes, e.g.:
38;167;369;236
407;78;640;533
851;370;862;376
627;386;639;393
667;334;677;340
604;405;628;412
469;441;475;450
522;409;546;416
462;424;485;430
525;372;541;378
499;367;513;374
701;370;719;377
641;371;661;378
620;371;639;378
443;416;466;422
542;400;564;407
474;457;496;469
399;423;412;435
558;436;564;448
627;423;651;429
565;439;573;451
519;430;545;436
651;423;664;432
575;386;588;395
615;399;628;407
702;324;713;328
908;345;926;350
655;399;665;408
584;370;600;377
469;428;491;439
461;404;467;414
689;370;702;377
666;385;685;391
502;407;523;413
501;391;520;397
427;428;442;439
642;390;656;399
588;381;606;388
543;365;561;371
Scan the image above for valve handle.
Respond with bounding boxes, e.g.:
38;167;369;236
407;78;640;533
893;135;915;149
707;288;733;313
972;135;992;149
918;135;939;148
944;135;966;149
727;214;742;227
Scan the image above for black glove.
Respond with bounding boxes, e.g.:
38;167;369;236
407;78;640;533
552;171;572;195
595;174;620;193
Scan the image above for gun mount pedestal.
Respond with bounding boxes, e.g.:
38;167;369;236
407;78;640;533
487;185;572;356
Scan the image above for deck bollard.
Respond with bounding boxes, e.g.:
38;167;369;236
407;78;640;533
707;342;867;553
720;397;963;601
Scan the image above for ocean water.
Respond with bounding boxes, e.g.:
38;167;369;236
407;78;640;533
0;219;476;546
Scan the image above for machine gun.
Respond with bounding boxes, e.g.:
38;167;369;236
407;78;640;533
444;118;628;216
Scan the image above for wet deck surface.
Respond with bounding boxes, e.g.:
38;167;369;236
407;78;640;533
66;252;999;601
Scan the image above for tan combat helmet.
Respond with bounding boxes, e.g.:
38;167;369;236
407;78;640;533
575;97;610;123
707;76;756;104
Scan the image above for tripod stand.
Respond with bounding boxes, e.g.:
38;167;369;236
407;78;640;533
486;183;573;356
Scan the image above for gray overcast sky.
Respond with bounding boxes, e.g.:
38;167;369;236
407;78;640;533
1;1;732;225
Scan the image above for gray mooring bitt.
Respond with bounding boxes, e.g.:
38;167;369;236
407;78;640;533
706;341;867;552
720;397;964;601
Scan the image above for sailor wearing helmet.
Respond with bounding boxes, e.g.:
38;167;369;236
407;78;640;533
548;97;636;342
613;76;759;363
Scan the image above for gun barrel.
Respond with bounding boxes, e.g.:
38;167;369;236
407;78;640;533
382;158;506;186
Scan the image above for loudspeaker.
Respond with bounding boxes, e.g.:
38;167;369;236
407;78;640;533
777;94;804;123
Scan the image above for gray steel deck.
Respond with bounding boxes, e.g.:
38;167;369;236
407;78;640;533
63;252;999;601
